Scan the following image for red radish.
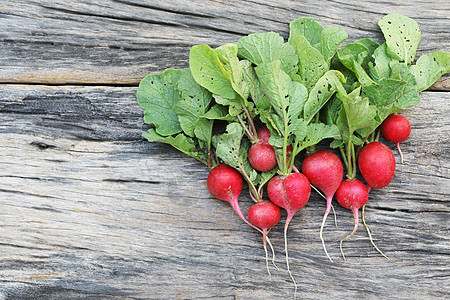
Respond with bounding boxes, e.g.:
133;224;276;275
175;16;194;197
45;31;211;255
267;172;311;295
207;164;279;269
248;127;277;172
335;179;369;260
257;126;293;157
249;127;293;172
257;126;271;143
358;141;396;192
248;201;281;275
248;140;277;171
207;164;251;227
381;114;411;164
302;150;343;262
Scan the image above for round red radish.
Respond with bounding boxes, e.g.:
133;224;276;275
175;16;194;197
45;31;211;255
207;164;257;230
267;173;311;214
358;141;396;190
257;126;271;144
302;150;343;204
248;140;277;171
335;178;369;260
207;164;243;202
248;200;281;275
381;114;411;163
248;201;281;231
302;150;343;261
381;114;411;143
336;179;369;211
267;172;310;293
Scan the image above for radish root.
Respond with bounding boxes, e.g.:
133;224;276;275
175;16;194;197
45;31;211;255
319;209;333;262
362;205;388;259
340;208;359;261
266;236;279;271
284;214;298;298
331;204;338;228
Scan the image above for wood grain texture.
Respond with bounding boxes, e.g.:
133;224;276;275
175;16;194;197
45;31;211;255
0;85;449;299
0;0;449;88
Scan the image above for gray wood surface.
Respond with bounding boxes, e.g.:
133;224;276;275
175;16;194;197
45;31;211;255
0;1;449;299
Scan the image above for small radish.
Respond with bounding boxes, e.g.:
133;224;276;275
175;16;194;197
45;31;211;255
257;126;271;143
358;141;396;192
248;140;277;171
381;114;411;164
207;164;250;227
248;201;281;275
248;126;290;172
302;150;343;262
248;127;277;172
335;178;369;260
267;172;311;296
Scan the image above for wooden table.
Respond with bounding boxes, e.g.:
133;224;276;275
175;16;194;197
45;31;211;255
1;1;449;299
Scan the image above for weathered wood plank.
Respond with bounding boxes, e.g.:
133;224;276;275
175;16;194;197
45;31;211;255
1;0;449;88
0;85;448;298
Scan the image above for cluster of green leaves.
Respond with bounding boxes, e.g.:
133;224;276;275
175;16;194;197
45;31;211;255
136;13;449;191
320;14;450;178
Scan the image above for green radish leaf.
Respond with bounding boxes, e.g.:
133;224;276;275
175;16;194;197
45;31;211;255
410;51;450;92
319;26;348;66
215;43;250;101
330;139;344;149
237;32;299;81
337;39;378;86
136;68;183;136
378;13;421;65
336;88;378;140
189;44;238;99
303;70;346;123
213;123;259;183
363;61;420;120
213;94;244;116
193;119;213;144
142;129;207;164
289;17;323;49
255;60;291;117
299;123;340;149
201;104;234;121
255;60;309;139
369;43;393;82
259;168;278;187
289;34;328;91
241;60;271;110
175;69;213;138
321;94;342;125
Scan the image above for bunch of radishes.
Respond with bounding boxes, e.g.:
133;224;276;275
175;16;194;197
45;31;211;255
206;114;409;286
136;13;449;296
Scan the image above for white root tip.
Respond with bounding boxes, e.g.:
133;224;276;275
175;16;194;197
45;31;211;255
362;205;388;259
320;211;334;262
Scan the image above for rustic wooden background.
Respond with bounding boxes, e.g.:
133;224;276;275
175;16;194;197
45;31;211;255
1;1;449;299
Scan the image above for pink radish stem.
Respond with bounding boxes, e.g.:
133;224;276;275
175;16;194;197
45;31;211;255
396;142;404;164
